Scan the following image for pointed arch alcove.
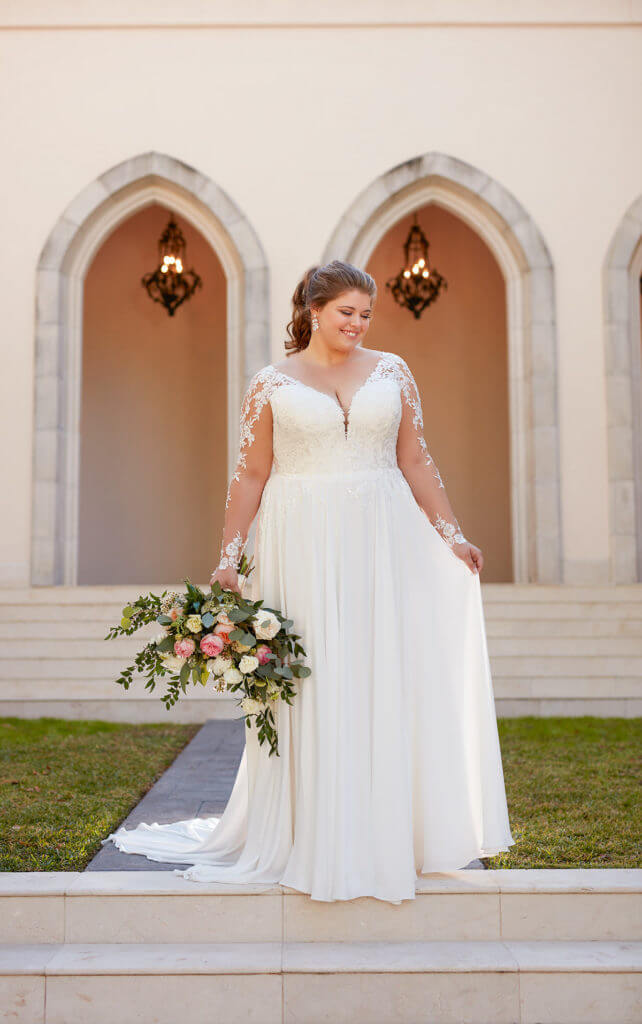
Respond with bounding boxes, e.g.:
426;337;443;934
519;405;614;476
32;152;270;585
604;194;642;583
324;152;563;583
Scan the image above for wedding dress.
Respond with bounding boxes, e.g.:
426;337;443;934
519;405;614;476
103;348;515;904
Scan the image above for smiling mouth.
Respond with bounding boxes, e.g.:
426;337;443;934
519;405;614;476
341;330;358;338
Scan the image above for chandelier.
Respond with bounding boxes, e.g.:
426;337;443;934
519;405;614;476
141;215;202;316
385;213;447;320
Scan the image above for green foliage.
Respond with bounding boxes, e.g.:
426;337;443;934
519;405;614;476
104;564;311;756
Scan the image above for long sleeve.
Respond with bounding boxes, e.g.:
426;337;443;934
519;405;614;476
215;369;275;573
394;354;467;549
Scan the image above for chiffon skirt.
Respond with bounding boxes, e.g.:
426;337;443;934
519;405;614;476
104;465;515;903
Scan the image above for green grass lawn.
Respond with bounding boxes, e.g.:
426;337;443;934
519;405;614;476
486;716;641;869
0;715;639;872
0;717;200;871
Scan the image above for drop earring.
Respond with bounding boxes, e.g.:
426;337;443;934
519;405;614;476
311;310;319;332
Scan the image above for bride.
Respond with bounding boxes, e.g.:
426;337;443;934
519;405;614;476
104;259;515;904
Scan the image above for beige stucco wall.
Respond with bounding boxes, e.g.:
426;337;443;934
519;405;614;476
1;1;641;585
80;203;228;584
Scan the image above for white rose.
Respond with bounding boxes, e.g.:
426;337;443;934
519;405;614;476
185;615;202;633
239;654;259;675
160;653;186;672
252;609;281;640
207;655;232;677
240;696;264;715
223;666;243;686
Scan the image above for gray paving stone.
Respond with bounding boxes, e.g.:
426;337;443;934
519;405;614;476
87;719;245;871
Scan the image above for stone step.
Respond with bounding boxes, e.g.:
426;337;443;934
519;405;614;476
3;616;642;638
2;586;640;719
2;870;640;945
2;653;641;682
1;583;641;603
3;633;642;657
2;939;640;1024
4;695;638;723
3;600;642;627
1;675;640;702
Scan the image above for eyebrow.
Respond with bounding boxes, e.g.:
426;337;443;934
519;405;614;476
338;304;372;311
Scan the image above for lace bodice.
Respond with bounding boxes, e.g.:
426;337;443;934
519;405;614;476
215;350;467;572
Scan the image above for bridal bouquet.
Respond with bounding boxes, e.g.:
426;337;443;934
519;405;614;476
105;558;310;756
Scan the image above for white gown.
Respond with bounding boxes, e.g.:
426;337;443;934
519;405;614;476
104;349;515;904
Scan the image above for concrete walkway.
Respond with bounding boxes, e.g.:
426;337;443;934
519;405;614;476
87;719;246;871
88;718;485;872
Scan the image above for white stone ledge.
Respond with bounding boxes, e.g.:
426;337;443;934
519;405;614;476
1;940;640;976
2;868;640;897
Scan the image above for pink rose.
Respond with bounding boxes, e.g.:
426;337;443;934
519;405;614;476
214;621;234;642
170;606;181;621
256;644;272;665
200;632;224;657
174;637;195;658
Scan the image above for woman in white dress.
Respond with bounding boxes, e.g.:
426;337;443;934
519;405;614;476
104;259;515;904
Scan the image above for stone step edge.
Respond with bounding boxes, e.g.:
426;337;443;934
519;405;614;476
2;588;641;603
1;940;640;976
2;869;641;897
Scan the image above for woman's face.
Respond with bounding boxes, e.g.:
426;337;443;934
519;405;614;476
313;289;373;351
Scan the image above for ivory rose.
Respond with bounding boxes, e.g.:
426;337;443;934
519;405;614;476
239;654;259;675
223;665;243;686
207;655;232;676
253;610;280;640
240;696;263;715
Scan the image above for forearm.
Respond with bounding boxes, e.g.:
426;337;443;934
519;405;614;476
400;458;466;547
216;471;268;571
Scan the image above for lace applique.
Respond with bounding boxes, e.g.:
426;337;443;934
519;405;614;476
225;367;280;511
217;529;244;571
214;366;285;577
433;514;467;548
374;352;468;549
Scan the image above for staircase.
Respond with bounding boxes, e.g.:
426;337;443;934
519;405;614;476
2;869;640;1023
0;584;640;721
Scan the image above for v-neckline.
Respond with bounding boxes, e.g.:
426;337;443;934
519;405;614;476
269;352;386;437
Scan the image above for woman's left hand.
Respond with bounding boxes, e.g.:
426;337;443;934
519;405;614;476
453;540;483;575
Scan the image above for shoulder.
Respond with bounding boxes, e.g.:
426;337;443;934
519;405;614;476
246;363;281;388
378;350;411;372
377;349;405;363
270;358;293;375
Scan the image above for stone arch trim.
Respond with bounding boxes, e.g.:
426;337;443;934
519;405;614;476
33;151;270;585
323;152;563;583
604;194;642;583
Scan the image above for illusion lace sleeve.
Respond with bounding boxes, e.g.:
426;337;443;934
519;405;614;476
214;368;275;574
394;354;467;549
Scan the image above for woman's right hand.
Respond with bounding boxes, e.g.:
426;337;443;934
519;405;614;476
209;566;242;595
